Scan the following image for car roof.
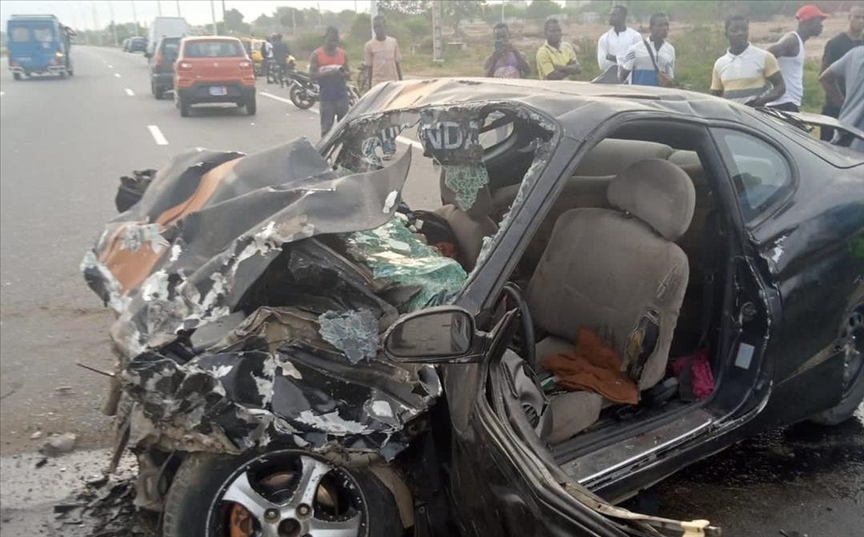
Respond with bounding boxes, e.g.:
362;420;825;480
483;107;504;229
352;77;766;128
181;36;242;43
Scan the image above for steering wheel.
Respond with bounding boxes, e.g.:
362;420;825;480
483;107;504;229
503;283;536;369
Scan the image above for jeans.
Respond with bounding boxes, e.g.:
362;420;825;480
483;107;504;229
320;98;350;136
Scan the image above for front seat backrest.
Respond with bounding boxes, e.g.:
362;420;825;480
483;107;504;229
526;159;695;390
435;167;498;271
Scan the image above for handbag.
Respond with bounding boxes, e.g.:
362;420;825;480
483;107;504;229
643;39;676;88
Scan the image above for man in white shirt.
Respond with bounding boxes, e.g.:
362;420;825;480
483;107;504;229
597;5;642;72
619;13;676;87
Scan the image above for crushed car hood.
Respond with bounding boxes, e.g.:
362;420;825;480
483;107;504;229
82;138;465;458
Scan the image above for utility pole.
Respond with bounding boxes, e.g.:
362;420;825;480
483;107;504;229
370;0;378;39
91;2;103;46
131;0;139;36
109;1;119;47
431;0;443;63
157;1;163;17
210;0;218;35
222;0;227;24
176;1;181;17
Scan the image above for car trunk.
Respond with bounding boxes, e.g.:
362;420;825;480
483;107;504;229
180;40;247;83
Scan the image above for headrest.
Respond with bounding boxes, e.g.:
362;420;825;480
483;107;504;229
607;159;695;241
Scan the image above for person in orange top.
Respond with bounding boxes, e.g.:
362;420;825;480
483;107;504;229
310;27;351;136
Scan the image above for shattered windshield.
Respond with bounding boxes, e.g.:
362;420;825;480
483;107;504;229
81;104;553;458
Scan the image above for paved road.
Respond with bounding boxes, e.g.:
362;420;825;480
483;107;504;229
0;45;438;458
1;45;862;537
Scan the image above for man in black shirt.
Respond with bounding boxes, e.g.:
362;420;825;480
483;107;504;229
820;6;863;140
271;34;291;87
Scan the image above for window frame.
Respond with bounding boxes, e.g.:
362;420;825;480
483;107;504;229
709;124;799;230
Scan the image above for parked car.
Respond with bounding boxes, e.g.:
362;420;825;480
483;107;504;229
172;36;256;117
149;36;180;100
6;14;72;79
84;79;864;537
125;36;147;53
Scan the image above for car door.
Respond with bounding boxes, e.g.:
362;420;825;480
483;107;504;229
710;126;846;426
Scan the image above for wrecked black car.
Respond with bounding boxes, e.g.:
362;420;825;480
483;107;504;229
83;79;864;537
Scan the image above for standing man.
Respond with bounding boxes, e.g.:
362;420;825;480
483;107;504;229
364;15;403;90
596;5;642;74
311;27;350;137
619;13;675;86
766;5;827;112
710;15;786;107
536;18;581;80
262;35;274;83
819;6;864;140
271;34;290;87
484;23;531;78
820;47;864;152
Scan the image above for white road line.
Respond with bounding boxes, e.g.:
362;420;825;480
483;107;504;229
147;125;169;146
107;64;113;68
259;91;423;150
114;73;122;78
125;88;135;96
0;91;5;97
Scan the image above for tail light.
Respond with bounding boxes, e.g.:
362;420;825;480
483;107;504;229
154;51;163;68
239;61;253;70
177;62;193;72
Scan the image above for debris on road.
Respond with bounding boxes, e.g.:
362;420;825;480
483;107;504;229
52;477;158;537
30;431;43;440
40;432;77;456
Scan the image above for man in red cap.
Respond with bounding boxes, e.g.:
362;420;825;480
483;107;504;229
766;4;828;112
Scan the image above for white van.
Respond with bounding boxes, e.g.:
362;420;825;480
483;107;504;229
146;17;190;58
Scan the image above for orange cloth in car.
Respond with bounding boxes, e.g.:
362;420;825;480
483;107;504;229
542;327;639;405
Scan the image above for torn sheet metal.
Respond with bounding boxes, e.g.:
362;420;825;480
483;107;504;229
84;138;412;357
121;315;441;458
342;217;468;312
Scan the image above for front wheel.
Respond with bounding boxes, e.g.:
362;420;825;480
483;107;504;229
812;308;864;425
290;85;316;110
162;450;403;537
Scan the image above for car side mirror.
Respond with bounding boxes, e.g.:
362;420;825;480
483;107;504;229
383;306;485;364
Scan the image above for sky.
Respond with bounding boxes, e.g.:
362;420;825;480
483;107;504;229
0;1;374;31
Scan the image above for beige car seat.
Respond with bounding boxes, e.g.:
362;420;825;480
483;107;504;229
527;159;695;442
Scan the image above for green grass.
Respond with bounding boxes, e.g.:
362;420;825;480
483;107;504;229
288;22;824;113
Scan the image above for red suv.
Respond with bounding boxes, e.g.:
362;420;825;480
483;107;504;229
173;37;256;117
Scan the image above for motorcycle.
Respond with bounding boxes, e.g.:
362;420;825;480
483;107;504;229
287;67;362;110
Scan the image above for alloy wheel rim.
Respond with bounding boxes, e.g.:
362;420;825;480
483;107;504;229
207;451;367;537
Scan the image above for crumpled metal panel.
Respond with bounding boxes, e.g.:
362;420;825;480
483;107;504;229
343;217;468;312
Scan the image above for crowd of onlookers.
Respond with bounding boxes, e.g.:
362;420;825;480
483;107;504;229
274;5;863;144
482;3;862;147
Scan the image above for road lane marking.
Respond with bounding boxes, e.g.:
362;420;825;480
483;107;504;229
0;91;5;97
125;88;135;96
147;125;169;146
114;73;122;78
107;64;113;68
259;91;422;150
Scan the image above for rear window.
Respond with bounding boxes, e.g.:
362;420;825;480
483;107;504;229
162;39;181;58
32;26;54;42
183;40;244;58
10;26;30;42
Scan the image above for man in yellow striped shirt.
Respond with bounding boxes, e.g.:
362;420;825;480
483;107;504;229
710;15;786;107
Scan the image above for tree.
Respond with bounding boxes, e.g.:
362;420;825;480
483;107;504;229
443;0;485;34
525;0;563;20
224;8;247;34
275;6;306;32
378;0;429;16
